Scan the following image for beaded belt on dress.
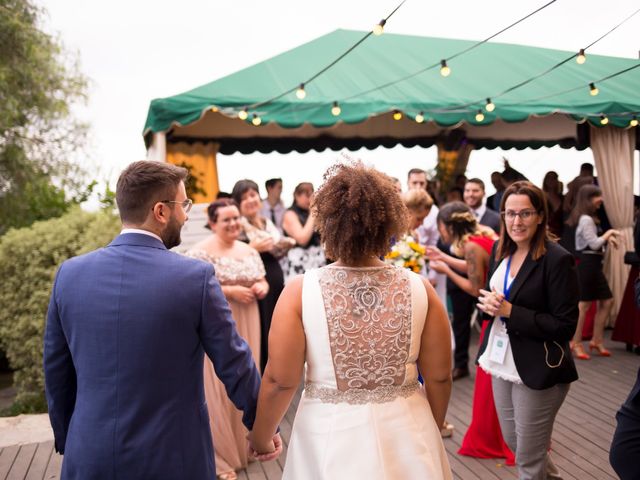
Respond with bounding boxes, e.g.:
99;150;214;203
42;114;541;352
304;381;421;405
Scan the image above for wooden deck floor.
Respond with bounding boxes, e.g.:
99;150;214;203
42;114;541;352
2;331;637;479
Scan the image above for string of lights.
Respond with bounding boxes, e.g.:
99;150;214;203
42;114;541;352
241;0;407;116
235;2;639;129
239;0;556;124
327;0;558;107
432;5;640;114
399;62;640;126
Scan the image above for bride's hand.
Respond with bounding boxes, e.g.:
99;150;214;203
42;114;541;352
248;432;282;462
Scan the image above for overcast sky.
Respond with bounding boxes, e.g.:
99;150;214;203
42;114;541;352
42;0;640;200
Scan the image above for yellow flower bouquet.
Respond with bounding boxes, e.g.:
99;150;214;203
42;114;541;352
384;234;427;273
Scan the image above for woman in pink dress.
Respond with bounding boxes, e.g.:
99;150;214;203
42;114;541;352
188;198;268;480
428;201;515;465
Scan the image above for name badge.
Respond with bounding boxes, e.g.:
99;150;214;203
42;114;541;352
489;333;509;365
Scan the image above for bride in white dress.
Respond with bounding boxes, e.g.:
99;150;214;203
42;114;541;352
249;163;453;479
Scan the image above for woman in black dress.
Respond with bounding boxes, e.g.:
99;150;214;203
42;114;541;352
281;182;326;282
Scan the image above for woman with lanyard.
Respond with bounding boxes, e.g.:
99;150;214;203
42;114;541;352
477;181;579;480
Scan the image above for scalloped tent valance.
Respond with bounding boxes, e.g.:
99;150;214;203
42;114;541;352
143;29;640;153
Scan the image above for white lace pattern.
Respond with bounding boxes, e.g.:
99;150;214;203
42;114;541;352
317;266;412;392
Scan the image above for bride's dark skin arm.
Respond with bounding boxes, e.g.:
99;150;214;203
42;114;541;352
249;276;306;453
417;278;452;429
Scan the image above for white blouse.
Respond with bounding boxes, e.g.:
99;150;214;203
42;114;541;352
478;257;523;384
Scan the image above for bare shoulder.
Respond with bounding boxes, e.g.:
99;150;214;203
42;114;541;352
418;274;438;299
234;240;258;255
282;274;304;297
464;240;485;256
274;275;304;317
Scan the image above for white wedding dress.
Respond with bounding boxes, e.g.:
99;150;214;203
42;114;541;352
283;265;452;480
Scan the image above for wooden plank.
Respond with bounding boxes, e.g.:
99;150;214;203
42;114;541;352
0;445;20;479
259;458;282;480
42;451;62;480
245;459;267;480
24;441;53;480
4;331;635;480
6;444;37;480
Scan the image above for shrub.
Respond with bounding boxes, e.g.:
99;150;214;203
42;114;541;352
0;207;120;414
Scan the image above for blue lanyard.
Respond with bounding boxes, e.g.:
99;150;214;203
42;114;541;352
503;256;513;301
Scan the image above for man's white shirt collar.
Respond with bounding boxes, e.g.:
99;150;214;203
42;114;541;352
472;204;487;220
121;228;163;243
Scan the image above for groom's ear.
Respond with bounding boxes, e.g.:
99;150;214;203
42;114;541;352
149;201;170;225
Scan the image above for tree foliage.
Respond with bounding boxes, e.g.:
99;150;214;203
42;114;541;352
0;0;88;234
0;208;120;413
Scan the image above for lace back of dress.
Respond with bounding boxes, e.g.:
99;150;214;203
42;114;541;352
317;266;412;392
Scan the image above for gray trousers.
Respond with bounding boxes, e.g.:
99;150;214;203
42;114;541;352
492;376;569;480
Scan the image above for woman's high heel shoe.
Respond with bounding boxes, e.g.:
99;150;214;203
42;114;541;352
589;342;611;357
572;342;590;360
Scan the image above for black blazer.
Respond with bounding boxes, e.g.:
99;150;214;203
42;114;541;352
478;240;579;390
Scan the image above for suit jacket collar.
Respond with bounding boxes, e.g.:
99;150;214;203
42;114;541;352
109;232;167;250
507;250;540;301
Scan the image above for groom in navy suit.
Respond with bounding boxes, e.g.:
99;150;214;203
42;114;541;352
44;160;276;479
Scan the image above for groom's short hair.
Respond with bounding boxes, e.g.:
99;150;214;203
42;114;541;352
116;160;188;224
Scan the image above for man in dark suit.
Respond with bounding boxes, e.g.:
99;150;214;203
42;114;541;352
464;178;500;233
486;171;505;212
44;161;278;479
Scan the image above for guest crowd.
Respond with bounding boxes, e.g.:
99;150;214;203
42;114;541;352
44;158;640;480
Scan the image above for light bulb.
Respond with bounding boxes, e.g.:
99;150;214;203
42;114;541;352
238;108;248;120
252;114;262;126
331;101;341;116
440;59;450;77
296;83;306;100
631;116;639;127
485;98;495;112
393;110;402;121
600;115;609;125
475;110;485;122
576;48;586;64
415;112;424;123
589;83;599;96
373;19;386;36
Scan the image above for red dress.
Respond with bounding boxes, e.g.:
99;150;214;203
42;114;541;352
457;235;515;465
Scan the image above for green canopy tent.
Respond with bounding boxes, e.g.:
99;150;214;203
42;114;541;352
144;29;639;155
143;29;640;320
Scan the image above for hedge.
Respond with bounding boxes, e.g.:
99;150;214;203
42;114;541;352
0;207;120;413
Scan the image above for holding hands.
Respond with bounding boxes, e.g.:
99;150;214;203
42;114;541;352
477;288;511;318
247;432;283;462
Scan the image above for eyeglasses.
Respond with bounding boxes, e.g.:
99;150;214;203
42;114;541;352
160;199;193;213
501;209;538;221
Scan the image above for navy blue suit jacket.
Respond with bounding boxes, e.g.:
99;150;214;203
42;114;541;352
44;233;261;479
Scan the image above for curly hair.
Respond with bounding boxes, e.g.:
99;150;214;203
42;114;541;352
313;163;409;264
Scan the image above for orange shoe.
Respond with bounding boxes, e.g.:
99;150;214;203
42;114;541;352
572;342;590;360
589;342;611;357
